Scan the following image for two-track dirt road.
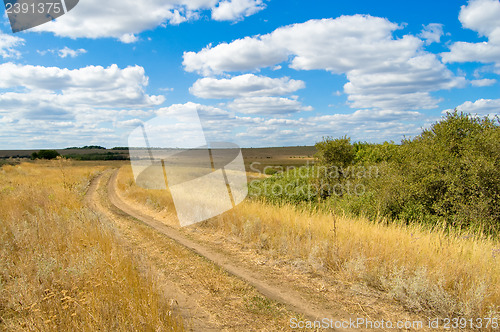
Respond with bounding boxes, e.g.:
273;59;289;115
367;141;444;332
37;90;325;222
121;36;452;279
85;168;422;331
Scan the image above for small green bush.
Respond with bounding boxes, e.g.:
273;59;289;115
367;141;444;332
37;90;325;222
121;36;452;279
315;135;355;167
31;150;60;160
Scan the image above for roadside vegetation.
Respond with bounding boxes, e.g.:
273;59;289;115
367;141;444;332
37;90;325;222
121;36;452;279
252;111;500;236
0;160;184;331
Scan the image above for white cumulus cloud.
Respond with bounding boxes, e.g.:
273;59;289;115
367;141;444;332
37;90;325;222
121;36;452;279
189;74;305;98
0;63;164;117
446;98;500;115
212;0;265;21
183;15;414;75
419;23;444;45
0;32;24;58
459;0;500;41
442;0;500;70
470;78;497;86
58;46;87;58
227;96;313;114
32;0;265;42
183;35;288;75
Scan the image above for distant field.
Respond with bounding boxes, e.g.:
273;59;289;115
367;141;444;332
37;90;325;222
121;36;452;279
0;146;317;170
0;148;129;159
241;146;316;172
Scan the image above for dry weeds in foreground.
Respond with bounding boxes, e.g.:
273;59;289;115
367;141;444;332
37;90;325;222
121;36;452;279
0;161;184;331
117;165;500;321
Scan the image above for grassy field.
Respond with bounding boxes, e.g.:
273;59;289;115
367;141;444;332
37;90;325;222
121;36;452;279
2;144;499;329
0;160;184;331
116;164;500;321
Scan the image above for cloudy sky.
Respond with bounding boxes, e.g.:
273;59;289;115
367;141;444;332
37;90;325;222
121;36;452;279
0;0;499;149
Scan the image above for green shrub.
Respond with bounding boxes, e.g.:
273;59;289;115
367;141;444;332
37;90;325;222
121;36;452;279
315;135;355;167
31;150;60;160
389;111;500;233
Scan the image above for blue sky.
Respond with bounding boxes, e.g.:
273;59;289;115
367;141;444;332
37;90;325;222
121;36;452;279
0;0;499;149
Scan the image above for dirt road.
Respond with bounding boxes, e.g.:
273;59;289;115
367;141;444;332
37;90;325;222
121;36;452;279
86;168;418;331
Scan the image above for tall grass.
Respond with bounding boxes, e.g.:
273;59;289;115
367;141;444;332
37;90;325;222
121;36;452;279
117;165;500;320
115;166;177;225
0;161;184;331
208;201;500;318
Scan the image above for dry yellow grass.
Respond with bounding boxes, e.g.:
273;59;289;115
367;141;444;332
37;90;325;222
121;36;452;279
117;164;500;320
0;160;184;331
211;202;500;318
116;166;177;224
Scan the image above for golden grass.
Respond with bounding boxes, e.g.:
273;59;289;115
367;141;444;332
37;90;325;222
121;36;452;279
116;166;177;224
117;164;500;320
211;202;500;318
0;160;184;331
